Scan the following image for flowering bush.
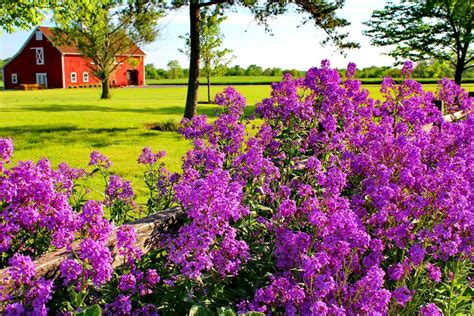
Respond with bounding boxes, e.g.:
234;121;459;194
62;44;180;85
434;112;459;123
0;61;472;315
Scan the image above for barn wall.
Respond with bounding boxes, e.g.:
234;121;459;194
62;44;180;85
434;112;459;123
113;56;145;86
3;32;63;89
63;55;101;88
64;55;145;88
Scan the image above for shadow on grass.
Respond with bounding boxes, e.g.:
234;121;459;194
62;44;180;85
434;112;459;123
15;104;186;115
0;124;136;134
7;103;257;119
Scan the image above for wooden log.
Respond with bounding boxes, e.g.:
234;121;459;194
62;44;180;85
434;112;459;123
0;207;184;283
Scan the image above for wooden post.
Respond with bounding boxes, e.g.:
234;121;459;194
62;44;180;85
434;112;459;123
0;208;184;285
432;99;445;115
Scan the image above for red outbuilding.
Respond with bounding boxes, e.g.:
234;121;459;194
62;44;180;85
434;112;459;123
2;26;145;90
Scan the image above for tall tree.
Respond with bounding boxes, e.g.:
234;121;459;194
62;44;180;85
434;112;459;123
53;0;162;99
172;0;358;119
181;6;234;103
167;59;184;78
364;0;473;85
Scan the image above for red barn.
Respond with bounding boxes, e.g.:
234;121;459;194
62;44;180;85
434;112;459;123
2;26;145;90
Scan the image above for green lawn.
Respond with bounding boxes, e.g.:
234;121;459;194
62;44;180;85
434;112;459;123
146;76;282;85
0;85;272;199
146;76;474;86
0;83;472;199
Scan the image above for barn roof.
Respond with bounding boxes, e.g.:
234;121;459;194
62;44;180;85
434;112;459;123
38;26;146;56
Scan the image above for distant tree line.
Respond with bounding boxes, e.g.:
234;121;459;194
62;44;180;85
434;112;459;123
145;59;474;81
145;60;305;80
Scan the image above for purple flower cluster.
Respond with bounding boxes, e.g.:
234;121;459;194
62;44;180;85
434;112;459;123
0;156;82;253
105;175;135;207
0;137;13;172
2;254;53;315
1;60;472;314
138;147;166;165
437;77;473;113
171;61;472;314
232;61;473;314
169;169;250;279
89;150;112;169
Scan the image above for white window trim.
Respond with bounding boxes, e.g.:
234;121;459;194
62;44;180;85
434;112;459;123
71;72;77;83
35;48;44;65
11;73;18;84
83;72;89;83
35;31;43;41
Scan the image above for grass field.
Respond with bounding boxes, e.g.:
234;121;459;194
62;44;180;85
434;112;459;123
1;83;472;200
146;76;474;85
146;76;281;85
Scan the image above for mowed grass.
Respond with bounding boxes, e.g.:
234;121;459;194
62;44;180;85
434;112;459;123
146;76;281;85
0;85;271;199
1;83;472;199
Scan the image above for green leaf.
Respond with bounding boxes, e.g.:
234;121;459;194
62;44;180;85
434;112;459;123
217;306;236;316
75;304;102;316
189;305;214;316
245;312;265;316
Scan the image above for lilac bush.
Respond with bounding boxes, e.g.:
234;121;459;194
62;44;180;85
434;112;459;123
164;61;472;314
0;61;472;315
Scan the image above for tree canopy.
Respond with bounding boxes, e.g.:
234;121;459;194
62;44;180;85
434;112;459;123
0;0;50;33
364;0;474;85
53;0;162;98
172;0;358;118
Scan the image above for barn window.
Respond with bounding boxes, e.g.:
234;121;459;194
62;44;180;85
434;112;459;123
35;31;43;41
35;48;44;65
83;72;89;82
11;73;18;84
71;72;77;83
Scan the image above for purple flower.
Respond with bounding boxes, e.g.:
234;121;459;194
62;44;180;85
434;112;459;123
138;147;166;165
132;304;159;316
118;273;137;292
8;254;36;286
392;287;412;306
104;295;132;315
145;269;160;286
59;259;82;285
5;303;24;316
0;138;13;170
420;303;443;316
25;278;53;313
402;61;413;78
346;62;357;79
215;86;246;116
105;175;135;206
409;243;426;266
117;225;143;264
278;199;297;218
89;150;112;168
78;238;113;286
426;263;442;283
78;200;113;242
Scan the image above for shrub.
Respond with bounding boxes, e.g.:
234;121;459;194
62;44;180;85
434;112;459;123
146;119;180;132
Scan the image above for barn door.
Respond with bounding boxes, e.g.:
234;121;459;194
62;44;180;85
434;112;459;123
36;73;48;88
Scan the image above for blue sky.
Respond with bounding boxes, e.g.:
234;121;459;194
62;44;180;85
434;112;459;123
0;0;394;71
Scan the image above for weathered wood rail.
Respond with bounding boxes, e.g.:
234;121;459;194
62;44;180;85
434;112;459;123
0;208;184;284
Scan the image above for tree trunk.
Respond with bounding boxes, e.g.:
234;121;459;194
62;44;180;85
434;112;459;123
454;61;463;86
184;1;200;119
101;78;111;99
454;43;468;86
207;75;211;103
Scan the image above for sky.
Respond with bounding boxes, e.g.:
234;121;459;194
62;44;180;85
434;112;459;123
0;0;395;71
